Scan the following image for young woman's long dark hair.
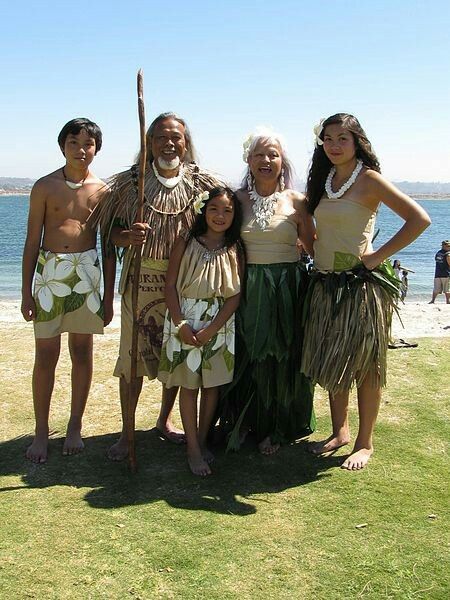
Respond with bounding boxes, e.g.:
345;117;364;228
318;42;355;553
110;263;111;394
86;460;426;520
188;186;246;260
306;113;381;214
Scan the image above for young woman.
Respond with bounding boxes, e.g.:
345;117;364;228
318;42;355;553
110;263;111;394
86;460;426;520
302;113;431;470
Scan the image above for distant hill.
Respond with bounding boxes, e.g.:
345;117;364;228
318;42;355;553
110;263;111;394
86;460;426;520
1;176;450;197
393;181;450;195
0;177;36;194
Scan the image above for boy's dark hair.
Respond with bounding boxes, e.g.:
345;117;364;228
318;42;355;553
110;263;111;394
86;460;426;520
58;118;102;154
305;113;380;214
189;186;245;259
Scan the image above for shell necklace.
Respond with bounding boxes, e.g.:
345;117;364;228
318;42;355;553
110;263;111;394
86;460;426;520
152;161;184;189
325;159;363;199
250;186;281;229
62;167;88;189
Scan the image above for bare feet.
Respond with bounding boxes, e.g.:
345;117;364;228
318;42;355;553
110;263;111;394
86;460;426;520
156;419;186;444
258;436;280;455
107;435;129;461
63;420;85;456
308;434;350;455
201;446;215;464
187;452;212;476
341;446;373;470
26;433;48;463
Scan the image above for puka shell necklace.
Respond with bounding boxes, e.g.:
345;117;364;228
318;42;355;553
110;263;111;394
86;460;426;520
250;188;281;229
325;159;363;199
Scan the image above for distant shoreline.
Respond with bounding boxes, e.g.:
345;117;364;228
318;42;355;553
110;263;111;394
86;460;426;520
2;190;450;199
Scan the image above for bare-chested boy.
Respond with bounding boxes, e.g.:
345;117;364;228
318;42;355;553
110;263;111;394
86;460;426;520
21;118;115;463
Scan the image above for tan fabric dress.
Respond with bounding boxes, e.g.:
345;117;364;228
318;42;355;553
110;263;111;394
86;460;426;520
158;237;240;390
301;193;395;393
313;194;376;272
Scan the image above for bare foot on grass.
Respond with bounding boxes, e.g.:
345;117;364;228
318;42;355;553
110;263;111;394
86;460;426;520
63;420;84;456
26;433;48;463
188;452;212;476
201;447;215;464
341;446;373;470
308;434;350;455
107;435;129;461
258;436;280;455
156;419;185;444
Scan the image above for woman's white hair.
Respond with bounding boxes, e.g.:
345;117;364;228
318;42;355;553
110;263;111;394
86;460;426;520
241;126;295;190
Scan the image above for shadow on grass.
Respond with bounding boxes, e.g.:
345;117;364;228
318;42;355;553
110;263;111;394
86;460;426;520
0;429;339;515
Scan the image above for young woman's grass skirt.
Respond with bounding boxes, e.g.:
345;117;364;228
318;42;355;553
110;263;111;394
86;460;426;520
301;265;400;395
221;262;315;450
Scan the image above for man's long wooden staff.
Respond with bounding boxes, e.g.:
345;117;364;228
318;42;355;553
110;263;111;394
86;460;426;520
127;69;147;472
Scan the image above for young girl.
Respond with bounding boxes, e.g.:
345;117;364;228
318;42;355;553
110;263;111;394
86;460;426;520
302;113;430;470
158;186;243;476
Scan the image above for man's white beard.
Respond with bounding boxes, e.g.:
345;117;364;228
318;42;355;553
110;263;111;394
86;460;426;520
157;156;180;171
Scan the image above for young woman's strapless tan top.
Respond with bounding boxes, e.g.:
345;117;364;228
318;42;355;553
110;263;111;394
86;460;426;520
313;194;377;272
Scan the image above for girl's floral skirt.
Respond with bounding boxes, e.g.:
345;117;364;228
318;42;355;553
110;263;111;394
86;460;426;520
220;262;315;450
158;296;235;390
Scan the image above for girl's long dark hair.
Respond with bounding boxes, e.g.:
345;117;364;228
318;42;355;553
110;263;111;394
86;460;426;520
188;186;246;261
305;113;381;214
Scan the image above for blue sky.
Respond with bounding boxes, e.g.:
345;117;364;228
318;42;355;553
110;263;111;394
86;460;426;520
2;0;449;183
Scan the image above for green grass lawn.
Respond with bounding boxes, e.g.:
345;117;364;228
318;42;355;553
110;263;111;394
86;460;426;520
1;326;449;599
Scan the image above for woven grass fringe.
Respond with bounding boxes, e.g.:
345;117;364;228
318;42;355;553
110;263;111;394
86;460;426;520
90;163;220;260
301;264;400;395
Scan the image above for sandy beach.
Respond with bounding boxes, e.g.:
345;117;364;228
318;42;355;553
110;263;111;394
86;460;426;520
1;298;448;339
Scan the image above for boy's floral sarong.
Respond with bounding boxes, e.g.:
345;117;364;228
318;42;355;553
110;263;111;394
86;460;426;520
33;248;104;339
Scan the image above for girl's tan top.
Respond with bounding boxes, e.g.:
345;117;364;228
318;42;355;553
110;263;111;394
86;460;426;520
241;201;299;264
313;194;377;272
177;237;240;299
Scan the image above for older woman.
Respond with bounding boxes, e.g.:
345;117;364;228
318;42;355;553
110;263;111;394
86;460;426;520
222;128;315;454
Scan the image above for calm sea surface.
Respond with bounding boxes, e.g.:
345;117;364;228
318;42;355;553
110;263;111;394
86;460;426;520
1;195;449;301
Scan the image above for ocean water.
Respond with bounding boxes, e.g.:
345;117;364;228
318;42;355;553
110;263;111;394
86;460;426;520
1;194;449;301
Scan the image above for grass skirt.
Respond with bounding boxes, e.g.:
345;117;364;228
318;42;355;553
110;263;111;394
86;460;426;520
301;264;400;395
221;262;315;449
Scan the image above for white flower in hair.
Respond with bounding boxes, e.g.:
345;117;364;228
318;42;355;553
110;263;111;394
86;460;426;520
242;126;287;162
193;191;209;214
313;119;325;146
242;134;253;162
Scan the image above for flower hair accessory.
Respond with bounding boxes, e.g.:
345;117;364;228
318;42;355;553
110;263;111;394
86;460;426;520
193;191;209;214
313;118;325;146
242;134;253;162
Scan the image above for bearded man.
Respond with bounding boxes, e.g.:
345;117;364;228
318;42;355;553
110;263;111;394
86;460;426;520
95;113;220;460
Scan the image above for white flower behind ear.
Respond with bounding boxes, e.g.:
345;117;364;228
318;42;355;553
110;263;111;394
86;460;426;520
35;257;72;312
313;119;325;146
193;191;209;214
242;133;254;162
73;264;102;313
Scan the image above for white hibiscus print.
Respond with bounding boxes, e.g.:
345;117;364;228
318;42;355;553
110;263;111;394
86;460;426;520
212;318;235;354
186;347;202;373
73;263;102;313
56;249;98;280
34;257;72;312
162;317;182;362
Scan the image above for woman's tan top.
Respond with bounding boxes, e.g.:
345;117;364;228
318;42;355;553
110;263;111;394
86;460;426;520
313;193;377;272
177;237;240;299
241;201;299;264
